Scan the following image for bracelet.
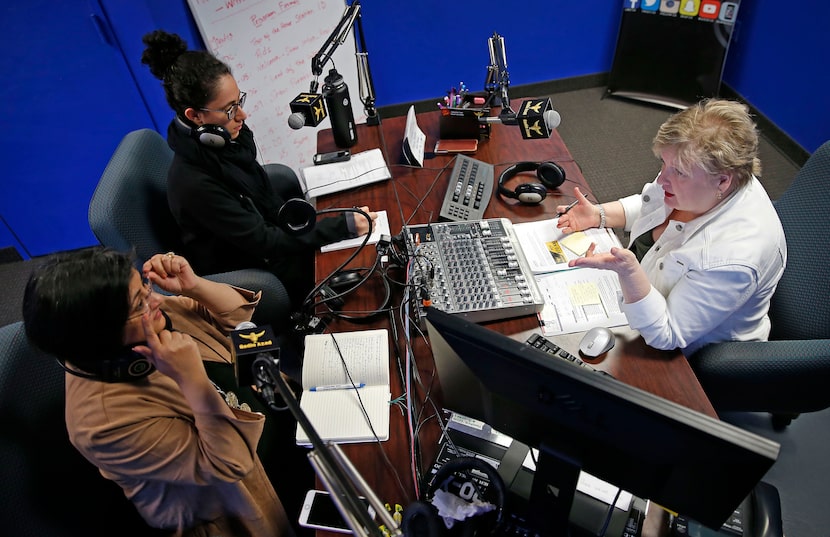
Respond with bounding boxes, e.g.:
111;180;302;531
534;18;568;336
597;204;606;229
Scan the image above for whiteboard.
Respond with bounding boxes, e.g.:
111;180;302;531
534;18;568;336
187;0;366;173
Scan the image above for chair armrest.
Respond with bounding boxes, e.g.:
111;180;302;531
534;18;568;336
203;269;292;328
689;340;830;413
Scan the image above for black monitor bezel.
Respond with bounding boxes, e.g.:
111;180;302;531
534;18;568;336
425;307;779;530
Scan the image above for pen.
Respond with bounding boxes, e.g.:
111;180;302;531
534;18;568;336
557;200;579;217
309;383;365;392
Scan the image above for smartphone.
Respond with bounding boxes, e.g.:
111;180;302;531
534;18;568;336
298;489;376;533
313;150;351;165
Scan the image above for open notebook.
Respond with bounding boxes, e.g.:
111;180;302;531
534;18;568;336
296;329;390;446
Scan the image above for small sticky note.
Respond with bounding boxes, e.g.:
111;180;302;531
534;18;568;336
568;282;601;306
560;231;593;256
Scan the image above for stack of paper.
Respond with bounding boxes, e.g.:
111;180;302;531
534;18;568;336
300;148;391;199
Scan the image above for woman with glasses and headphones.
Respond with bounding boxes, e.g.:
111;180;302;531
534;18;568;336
141;30;378;308
23;247;299;537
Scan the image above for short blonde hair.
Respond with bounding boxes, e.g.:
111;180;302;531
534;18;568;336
653;98;761;189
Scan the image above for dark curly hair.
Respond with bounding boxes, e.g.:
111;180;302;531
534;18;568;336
22;247;137;368
141;29;232;117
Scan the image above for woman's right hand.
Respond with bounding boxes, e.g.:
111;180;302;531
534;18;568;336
133;313;204;383
354;206;378;236
556;187;599;234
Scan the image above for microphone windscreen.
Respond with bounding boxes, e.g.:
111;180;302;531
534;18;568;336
544;109;562;130
288;112;306;130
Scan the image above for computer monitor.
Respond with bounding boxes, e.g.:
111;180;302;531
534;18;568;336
425;307;779;534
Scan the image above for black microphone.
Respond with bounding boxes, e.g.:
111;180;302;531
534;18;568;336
229;321;280;390
322;68;358;148
479;98;561;139
288;92;328;130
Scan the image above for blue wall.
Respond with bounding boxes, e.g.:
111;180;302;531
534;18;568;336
0;0;827;258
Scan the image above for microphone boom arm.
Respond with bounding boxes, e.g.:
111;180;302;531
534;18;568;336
309;1;379;124
253;355;400;537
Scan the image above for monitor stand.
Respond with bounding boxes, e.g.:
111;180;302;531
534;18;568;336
527;442;582;537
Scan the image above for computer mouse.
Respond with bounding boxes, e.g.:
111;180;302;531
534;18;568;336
579;327;616;358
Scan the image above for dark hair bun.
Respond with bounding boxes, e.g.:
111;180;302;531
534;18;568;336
141;30;188;80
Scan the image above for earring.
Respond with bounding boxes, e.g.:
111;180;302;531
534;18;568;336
716;190;723;200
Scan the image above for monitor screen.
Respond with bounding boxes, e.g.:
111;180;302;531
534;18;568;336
425;307;779;532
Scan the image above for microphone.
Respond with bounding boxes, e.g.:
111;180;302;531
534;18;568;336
288;92;328;130
229;321;280;391
322;68;358;148
479;98;561;139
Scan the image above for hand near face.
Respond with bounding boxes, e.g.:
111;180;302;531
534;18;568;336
132;313;205;383
142;253;198;295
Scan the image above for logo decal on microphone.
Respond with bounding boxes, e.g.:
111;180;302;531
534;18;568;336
239;330;266;344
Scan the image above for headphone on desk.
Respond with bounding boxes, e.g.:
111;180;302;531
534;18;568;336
319;269;393;324
401;456;507;537
497;161;566;205
174;116;232;148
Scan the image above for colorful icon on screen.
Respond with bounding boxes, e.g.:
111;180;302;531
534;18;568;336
641;0;660;11
699;0;720;19
719;1;739;22
660;0;680;14
624;0;641;9
679;0;700;16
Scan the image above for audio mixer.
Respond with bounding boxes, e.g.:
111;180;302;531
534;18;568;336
404;218;544;324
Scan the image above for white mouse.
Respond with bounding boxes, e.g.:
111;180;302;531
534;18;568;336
579;327;616;358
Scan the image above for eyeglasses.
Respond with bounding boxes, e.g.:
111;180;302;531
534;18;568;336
199;91;247;121
127;278;153;321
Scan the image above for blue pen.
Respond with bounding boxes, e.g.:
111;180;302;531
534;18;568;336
310;383;365;392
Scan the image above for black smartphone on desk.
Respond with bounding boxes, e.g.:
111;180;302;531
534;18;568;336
313;150;351;165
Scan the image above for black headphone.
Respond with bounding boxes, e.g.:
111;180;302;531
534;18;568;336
56;348;155;383
401;456;507;537
497;161;566;205
174;116;232;148
320;269;394;324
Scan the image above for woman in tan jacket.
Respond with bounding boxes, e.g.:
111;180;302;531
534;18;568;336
22;246;295;537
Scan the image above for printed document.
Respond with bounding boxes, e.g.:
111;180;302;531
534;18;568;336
513;218;622;273
535;268;628;336
300;148;391;199
402;105;426;167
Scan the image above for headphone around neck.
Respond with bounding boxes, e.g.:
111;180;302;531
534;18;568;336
174;116;231;148
57;348;155;383
497;161;566;205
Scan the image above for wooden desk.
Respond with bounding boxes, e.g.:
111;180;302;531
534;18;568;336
311;108;716;510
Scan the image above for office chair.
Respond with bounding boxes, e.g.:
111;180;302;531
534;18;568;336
690;140;830;428
88;128;291;328
0;321;167;536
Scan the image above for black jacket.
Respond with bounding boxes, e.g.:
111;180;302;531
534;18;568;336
166;120;350;282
